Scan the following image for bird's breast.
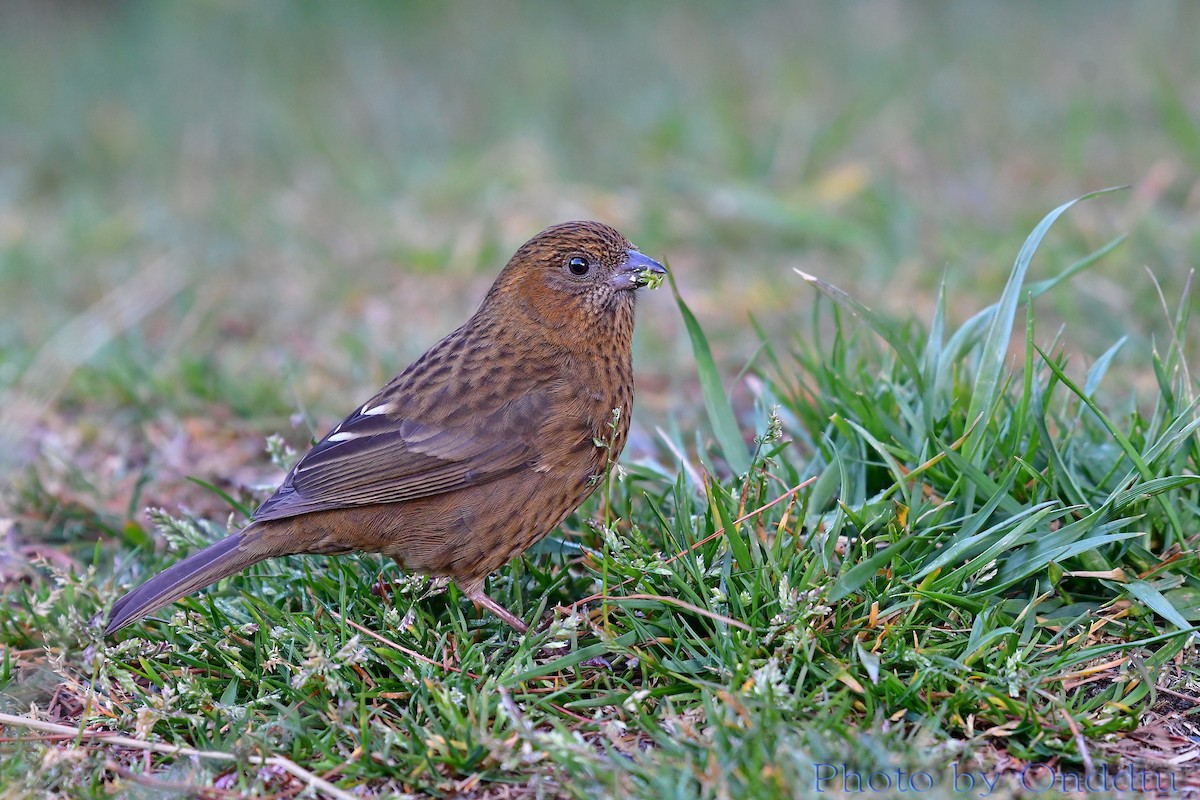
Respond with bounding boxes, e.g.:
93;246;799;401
532;370;632;485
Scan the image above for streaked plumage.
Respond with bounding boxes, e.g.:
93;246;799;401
106;221;665;634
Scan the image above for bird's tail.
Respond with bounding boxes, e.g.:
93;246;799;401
105;529;270;635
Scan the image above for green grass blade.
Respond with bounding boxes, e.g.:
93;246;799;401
964;189;1124;460
668;266;751;475
1033;342;1151;481
941;233;1125;369
186;476;253;519
794;269;923;387
1122;579;1193;631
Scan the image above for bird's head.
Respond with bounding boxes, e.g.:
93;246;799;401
484;221;666;332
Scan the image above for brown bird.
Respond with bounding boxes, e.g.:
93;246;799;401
105;221;665;635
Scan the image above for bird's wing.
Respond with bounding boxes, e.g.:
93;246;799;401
250;391;549;522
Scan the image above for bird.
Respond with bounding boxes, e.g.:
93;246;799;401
105;221;665;636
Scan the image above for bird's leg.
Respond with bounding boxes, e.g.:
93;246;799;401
461;583;528;633
370;557;406;598
370;575;394;598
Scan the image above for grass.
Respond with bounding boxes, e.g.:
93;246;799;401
3;196;1198;798
2;3;1200;798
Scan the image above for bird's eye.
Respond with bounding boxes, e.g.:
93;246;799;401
567;256;590;276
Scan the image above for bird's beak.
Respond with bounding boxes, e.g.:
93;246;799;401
612;249;667;291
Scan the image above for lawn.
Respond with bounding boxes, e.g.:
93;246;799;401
2;3;1199;798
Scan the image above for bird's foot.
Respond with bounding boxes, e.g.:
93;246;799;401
463;586;529;633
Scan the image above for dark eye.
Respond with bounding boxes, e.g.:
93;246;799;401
567;256;590;276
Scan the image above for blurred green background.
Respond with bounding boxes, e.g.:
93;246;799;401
1;0;1198;481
